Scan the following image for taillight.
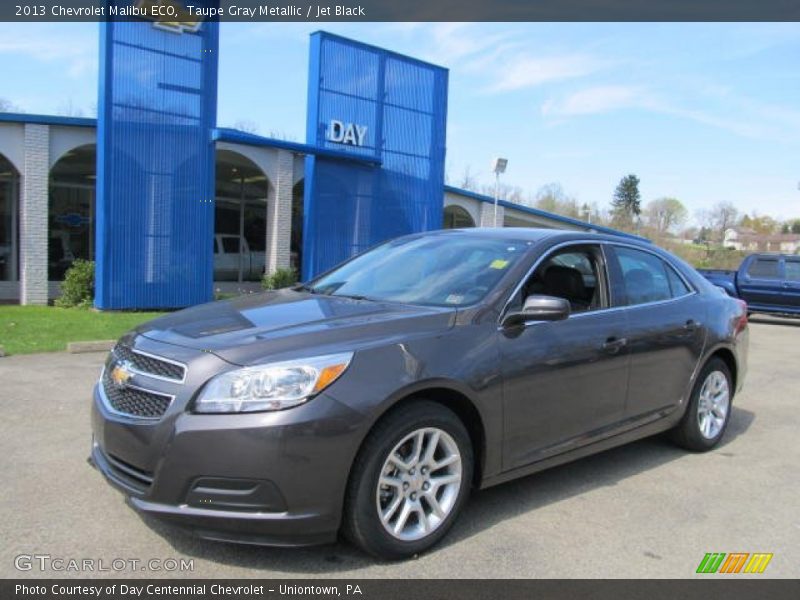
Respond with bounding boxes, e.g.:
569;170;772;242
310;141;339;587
734;299;748;334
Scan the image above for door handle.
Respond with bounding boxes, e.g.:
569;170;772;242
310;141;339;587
684;319;700;331
602;337;627;354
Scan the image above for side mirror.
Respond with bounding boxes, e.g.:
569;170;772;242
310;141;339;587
503;295;571;327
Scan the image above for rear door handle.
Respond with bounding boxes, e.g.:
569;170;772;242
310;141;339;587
602;337;627;354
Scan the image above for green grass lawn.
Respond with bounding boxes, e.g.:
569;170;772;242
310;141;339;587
0;306;166;355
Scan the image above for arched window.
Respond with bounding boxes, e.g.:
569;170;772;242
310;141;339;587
443;204;475;229
214;150;270;282
49;144;96;280
292;180;304;275
0;153;20;282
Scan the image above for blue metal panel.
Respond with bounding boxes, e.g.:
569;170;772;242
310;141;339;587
302;32;448;280
95;2;219;309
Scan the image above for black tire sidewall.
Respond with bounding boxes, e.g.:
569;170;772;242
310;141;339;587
345;402;473;559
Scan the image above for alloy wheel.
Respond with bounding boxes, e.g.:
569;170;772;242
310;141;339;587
697;370;730;439
375;427;462;542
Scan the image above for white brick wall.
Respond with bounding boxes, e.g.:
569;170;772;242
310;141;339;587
20;124;49;305
265;149;294;274
479;201;504;228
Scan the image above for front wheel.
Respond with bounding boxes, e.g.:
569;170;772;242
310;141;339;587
342;401;473;559
671;358;733;451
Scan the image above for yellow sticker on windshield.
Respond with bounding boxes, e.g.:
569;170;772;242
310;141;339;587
490;259;509;269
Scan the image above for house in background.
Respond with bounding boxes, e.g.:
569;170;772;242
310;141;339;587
723;227;800;254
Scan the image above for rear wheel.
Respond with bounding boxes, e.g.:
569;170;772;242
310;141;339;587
343;401;473;559
671;358;733;451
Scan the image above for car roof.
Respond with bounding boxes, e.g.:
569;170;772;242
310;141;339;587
427;227;650;245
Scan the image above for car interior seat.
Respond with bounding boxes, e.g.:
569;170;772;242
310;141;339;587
542;265;590;311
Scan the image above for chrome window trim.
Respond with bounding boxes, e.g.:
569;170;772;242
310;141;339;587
497;238;699;328
113;345;188;384
98;366;176;422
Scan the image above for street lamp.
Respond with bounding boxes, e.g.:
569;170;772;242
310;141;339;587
492;157;508;227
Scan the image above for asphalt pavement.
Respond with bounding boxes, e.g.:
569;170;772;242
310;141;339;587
1;316;798;578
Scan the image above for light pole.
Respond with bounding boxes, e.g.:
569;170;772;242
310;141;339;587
492;157;508;227
581;203;591;224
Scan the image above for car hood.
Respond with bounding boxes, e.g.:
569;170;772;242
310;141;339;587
137;289;456;365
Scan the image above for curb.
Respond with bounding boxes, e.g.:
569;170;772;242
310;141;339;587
67;340;115;354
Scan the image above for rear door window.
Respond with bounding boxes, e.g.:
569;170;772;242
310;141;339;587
614;246;688;306
785;260;800;282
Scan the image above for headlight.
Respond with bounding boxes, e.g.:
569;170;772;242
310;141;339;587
194;352;354;413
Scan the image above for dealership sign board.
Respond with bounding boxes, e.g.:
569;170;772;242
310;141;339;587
95;0;220;309
302;32;448;280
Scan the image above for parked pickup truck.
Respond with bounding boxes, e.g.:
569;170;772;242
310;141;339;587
213;234;266;281
698;253;800;316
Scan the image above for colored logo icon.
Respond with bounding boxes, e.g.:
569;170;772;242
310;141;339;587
696;552;773;574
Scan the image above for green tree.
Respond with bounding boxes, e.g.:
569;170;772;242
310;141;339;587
645;197;688;234
792;220;800;234
611;174;641;228
532;182;580;218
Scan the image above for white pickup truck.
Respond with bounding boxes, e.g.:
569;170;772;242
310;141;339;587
213;234;266;281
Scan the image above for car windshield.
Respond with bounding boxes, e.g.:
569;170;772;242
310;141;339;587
307;235;532;307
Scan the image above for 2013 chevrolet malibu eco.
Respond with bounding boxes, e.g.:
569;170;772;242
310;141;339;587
91;229;749;558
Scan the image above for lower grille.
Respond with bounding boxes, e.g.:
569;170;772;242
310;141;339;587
105;451;154;494
102;370;173;419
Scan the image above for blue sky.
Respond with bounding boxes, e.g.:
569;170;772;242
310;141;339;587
1;22;799;222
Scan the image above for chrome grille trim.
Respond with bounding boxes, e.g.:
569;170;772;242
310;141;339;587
99;367;176;421
112;344;187;384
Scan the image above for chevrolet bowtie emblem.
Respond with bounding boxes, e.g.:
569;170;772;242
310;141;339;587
110;361;134;388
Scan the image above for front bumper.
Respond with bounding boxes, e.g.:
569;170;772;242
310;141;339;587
90;339;369;547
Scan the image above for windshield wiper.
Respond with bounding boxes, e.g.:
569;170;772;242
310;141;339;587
331;292;373;301
293;283;319;294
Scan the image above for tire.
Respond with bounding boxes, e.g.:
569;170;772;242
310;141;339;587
342;401;473;559
670;358;733;452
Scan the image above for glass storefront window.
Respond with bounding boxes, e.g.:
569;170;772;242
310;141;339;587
0;154;19;282
48;145;96;280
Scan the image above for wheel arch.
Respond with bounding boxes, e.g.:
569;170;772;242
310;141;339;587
705;345;738;391
347;382;489;491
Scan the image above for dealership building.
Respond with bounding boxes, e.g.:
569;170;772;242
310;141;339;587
0;21;628;308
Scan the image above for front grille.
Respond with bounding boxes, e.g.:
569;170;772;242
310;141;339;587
113;344;185;382
102;370;173;419
105;451;153;494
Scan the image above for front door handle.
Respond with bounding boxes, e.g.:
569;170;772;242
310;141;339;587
602;337;627;354
684;319;700;331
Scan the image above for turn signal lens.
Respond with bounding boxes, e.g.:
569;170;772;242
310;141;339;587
314;363;349;393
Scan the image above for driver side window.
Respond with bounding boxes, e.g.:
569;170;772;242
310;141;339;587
519;245;606;314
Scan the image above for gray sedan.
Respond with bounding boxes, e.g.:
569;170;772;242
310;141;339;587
90;228;749;558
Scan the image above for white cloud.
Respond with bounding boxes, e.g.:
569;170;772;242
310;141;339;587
541;85;653;117
542;83;800;144
486;53;613;93
0;24;96;78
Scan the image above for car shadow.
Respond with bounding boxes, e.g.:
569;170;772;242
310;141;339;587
749;315;800;328
141;406;755;573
